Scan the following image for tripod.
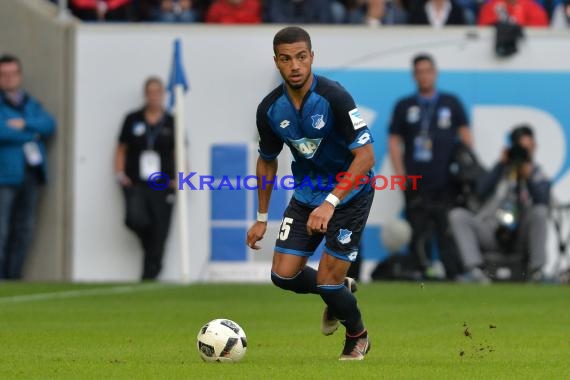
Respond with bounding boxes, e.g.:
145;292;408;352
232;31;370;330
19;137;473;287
550;202;570;282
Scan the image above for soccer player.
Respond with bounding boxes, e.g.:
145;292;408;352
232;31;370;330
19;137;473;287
246;26;375;360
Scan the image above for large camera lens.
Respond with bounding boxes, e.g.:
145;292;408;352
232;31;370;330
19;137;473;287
507;144;530;165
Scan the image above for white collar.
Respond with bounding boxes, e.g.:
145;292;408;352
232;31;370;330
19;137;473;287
425;0;452;29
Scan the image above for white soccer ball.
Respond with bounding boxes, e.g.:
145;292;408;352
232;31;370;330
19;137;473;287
196;319;247;363
381;219;412;253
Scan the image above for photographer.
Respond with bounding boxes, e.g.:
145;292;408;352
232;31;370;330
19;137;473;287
449;125;551;283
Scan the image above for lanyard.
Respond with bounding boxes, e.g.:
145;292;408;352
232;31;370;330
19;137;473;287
145;115;165;150
418;95;438;136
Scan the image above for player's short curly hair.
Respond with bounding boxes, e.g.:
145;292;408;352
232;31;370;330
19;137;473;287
273;27;312;55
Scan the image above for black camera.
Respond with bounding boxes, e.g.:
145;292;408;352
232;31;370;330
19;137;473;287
506;144;531;166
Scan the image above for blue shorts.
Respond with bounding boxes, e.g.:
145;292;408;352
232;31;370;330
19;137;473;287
274;188;374;262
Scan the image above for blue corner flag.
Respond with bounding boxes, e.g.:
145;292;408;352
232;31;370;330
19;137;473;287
168;38;189;108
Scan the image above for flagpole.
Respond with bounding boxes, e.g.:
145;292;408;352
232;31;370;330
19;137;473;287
169;38;191;284
174;83;191;283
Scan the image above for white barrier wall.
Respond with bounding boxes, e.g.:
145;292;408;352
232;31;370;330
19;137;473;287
71;26;570;282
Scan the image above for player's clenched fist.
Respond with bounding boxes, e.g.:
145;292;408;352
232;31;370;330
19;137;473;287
306;202;335;235
247;222;267;250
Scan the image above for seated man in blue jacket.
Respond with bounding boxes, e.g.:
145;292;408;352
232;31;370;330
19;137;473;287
449;125;551;283
0;54;55;280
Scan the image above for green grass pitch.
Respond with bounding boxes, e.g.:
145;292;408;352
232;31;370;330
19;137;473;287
0;282;568;379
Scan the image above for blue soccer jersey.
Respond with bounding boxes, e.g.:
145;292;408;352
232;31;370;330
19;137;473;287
256;75;374;207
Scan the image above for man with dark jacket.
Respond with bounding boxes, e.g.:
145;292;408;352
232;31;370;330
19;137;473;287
388;54;472;280
449;125;550;283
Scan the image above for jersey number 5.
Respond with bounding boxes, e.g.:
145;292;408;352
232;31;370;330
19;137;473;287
278;217;293;241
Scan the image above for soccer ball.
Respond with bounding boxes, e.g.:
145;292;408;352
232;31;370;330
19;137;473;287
196;319;247;362
381;219;412;253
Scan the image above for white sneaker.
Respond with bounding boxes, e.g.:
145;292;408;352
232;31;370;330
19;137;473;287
426;260;446;280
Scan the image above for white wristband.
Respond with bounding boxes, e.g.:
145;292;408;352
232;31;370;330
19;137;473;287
325;193;340;208
257;212;268;222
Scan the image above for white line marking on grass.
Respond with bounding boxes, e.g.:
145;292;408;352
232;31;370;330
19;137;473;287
0;283;177;304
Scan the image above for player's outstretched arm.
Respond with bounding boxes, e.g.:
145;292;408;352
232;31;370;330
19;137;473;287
307;144;375;235
246;157;278;250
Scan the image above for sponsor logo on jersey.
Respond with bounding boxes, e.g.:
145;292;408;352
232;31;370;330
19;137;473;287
280;120;290;128
348;108;367;130
356;132;371;145
311;114;326;130
289;137;322;159
347;251;358;261
337;229;352;244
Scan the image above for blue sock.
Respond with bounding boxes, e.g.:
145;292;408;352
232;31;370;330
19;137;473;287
271;266;318;294
318;283;365;336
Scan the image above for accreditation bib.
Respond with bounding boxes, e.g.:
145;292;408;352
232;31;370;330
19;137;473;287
23;141;43;166
413;135;433;162
139;150;161;180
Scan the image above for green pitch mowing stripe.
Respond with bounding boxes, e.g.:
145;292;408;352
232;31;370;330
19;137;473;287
0;282;568;379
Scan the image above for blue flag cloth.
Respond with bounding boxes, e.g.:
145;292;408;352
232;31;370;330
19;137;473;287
168;38;189;108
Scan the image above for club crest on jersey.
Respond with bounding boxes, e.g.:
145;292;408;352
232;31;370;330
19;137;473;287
311;114;326;130
407;106;420;123
289;137;322;159
337;229;352;244
437;107;451;129
132;122;145;136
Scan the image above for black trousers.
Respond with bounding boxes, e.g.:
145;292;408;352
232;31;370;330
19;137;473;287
123;184;174;280
404;190;462;280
